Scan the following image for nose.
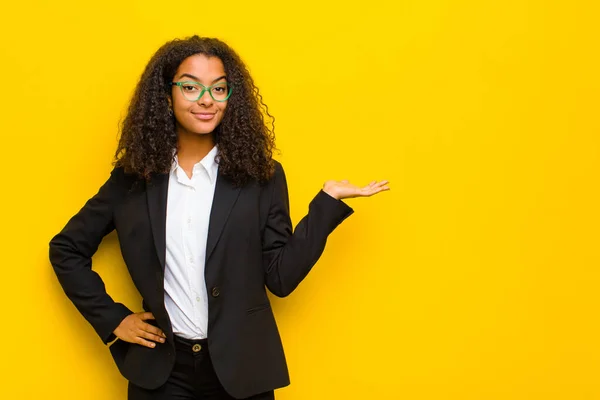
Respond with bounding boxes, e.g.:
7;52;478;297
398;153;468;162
197;89;213;107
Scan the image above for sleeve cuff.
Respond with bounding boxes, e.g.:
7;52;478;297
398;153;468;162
310;190;354;231
99;303;134;344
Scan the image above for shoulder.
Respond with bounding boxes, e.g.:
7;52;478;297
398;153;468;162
110;166;125;179
109;166;132;183
107;166;142;194
266;160;287;187
271;160;285;179
273;160;284;176
259;160;287;197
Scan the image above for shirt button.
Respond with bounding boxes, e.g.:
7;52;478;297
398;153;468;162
189;257;194;263
196;297;201;302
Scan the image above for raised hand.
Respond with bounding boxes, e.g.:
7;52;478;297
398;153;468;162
322;180;390;200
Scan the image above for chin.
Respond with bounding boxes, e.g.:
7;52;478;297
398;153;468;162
189;122;219;135
193;129;216;135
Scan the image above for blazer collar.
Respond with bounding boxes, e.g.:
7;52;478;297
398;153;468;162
146;170;241;272
146;173;169;270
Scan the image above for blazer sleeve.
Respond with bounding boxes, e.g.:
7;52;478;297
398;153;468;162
262;162;354;297
49;167;133;344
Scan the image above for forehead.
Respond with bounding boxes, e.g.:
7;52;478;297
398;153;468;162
175;54;225;82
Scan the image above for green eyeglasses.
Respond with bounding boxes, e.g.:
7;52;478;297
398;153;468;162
172;81;233;102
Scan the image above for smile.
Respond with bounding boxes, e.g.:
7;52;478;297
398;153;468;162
192;112;216;121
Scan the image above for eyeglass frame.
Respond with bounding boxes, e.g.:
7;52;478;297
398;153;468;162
171;80;233;102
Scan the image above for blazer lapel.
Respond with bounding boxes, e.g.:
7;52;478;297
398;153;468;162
146;173;169;271
206;173;242;263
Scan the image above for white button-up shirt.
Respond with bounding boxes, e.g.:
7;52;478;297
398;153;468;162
164;146;218;340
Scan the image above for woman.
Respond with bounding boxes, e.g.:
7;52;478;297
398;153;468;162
49;35;389;400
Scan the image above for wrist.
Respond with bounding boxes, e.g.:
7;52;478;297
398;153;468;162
322;186;341;200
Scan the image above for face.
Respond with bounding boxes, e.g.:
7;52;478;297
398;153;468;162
170;54;229;136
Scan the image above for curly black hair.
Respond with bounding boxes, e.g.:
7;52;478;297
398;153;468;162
115;35;276;186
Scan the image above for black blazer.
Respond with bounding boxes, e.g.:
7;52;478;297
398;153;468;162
49;161;353;398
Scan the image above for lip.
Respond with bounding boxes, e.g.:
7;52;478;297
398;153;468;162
192;112;216;121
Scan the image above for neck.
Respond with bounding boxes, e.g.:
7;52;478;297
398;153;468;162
176;130;215;175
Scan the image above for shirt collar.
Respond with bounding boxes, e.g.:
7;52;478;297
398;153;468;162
171;145;219;183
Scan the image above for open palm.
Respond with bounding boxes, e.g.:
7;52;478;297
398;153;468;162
323;180;390;200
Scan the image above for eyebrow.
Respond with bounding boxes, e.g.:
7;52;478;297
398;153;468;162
176;73;227;83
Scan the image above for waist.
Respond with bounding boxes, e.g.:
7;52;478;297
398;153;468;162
173;335;209;354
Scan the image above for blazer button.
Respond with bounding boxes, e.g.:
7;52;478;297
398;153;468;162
211;287;220;297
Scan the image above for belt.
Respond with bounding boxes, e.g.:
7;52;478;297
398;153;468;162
174;335;208;354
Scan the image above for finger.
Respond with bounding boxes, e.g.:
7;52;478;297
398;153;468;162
365;183;388;193
370;186;390;196
341;180;349;184
364;185;376;192
360;186;388;197
143;323;167;338
139;312;155;321
139;329;166;344
360;181;374;190
362;181;375;189
135;337;158;348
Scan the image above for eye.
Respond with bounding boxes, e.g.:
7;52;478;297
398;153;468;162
182;85;200;92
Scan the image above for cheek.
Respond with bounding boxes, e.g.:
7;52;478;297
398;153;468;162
172;95;187;112
170;89;178;107
217;102;228;119
173;106;187;122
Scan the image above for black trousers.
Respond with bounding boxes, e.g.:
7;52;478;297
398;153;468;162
128;337;275;400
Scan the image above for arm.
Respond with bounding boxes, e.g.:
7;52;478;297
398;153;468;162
262;163;354;297
49;168;133;344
